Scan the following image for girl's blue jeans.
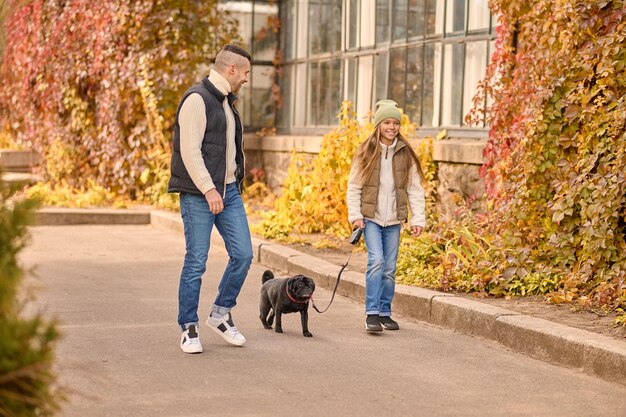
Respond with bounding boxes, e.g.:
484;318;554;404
177;183;253;330
363;220;401;316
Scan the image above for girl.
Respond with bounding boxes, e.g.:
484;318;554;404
347;100;426;332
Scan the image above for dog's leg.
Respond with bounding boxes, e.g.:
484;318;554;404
274;308;283;333
259;291;273;329
267;309;275;327
300;308;313;337
260;306;272;329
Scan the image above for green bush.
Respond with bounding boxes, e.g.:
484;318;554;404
0;177;61;416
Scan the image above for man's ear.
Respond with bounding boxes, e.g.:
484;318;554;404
228;64;237;74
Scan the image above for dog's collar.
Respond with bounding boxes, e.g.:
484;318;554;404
286;287;312;304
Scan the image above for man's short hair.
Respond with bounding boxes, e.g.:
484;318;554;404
221;44;251;62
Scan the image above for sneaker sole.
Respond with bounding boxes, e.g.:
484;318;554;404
206;319;246;346
180;345;203;354
365;325;383;332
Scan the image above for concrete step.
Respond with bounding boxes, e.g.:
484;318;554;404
1;172;42;186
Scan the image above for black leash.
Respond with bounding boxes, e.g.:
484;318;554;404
312;227;362;314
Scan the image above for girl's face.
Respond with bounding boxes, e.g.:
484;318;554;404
379;118;400;143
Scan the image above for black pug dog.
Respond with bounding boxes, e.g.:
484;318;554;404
259;270;315;337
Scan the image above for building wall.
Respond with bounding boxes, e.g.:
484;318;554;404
224;0;496;218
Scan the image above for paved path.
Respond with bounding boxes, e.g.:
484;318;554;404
21;225;626;417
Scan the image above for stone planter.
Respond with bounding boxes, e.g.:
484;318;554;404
0;149;41;173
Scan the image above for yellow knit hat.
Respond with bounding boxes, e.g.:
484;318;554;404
373;99;401;126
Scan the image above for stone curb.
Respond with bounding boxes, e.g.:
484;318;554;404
35;208;151;226
34;208;626;386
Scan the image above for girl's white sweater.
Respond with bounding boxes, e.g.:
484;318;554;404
347;139;426;228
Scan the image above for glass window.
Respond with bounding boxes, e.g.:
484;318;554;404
277;64;293;128
357;55;374;118
330;0;343;52
346;57;358;106
329;58;342;124
463;41;487;126
446;0;466;35
393;0;408;42
425;0;444;36
361;1;376;47
248;65;276;127
296;0;308;58
405;45;423;124
277;0;495;130
486;39;496;117
441;42;464;126
282;0;296;60
468;0;490;32
309;0;342;55
294;63;307;126
408;0;425;40
348;0;359;49
376;0;391;44
308;62;319;124
422;43;442;126
308;1;322;54
373;52;390;106
490;11;498;33
319;61;330;124
389;48;407;108
253;1;279;60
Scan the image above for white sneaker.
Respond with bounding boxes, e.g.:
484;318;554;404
180;324;203;353
206;312;246;346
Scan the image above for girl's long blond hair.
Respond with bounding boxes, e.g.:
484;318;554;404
353;125;425;188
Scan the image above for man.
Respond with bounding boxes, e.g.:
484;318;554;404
168;44;253;353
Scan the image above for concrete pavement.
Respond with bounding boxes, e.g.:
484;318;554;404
21;224;626;417
18;208;626;415
32;208;626;386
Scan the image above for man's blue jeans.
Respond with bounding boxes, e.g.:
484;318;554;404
178;183;253;329
363;220;401;316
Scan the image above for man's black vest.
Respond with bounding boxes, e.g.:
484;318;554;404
168;77;244;196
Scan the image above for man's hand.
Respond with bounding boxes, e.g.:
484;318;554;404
205;188;224;214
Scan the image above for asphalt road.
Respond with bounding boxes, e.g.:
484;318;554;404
20;225;626;417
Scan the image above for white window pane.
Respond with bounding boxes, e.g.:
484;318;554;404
422;43;442;126
357;55;374;120
277;65;293;128
296;1;309;58
445;0;466;35
463;41;487;126
294;63;307;126
361;1;376;47
468;0;490;31
308;62;319;124
486;40;496;118
441;43;464;126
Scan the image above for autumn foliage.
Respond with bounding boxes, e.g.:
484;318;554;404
468;0;626;310
0;0;240;203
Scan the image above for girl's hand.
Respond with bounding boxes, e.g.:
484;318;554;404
411;225;423;236
353;219;365;229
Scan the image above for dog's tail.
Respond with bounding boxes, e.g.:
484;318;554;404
262;270;274;284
